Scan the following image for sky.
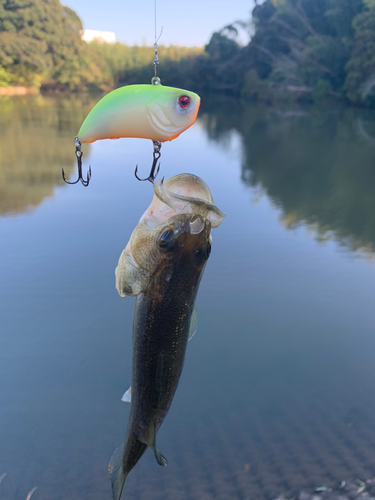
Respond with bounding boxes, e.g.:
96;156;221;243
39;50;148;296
63;0;255;47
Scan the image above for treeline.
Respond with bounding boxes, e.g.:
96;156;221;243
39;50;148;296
0;0;201;91
159;0;375;105
239;0;375;105
1;0;375;105
94;43;202;90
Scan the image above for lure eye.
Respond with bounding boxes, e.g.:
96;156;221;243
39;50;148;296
159;229;175;249
178;95;191;109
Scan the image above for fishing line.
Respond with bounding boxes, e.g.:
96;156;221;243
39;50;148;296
152;0;163;82
154;0;157;45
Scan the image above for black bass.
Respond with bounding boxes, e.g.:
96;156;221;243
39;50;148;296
109;174;225;500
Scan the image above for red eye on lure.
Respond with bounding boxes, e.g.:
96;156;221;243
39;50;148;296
178;95;191;109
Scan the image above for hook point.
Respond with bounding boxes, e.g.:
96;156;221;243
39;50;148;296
63;137;91;187
134;142;162;182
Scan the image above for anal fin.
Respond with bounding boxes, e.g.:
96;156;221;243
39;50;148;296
148;422;168;467
154;448;168;467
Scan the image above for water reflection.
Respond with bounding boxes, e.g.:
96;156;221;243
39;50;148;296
3;94;375;257
0;95;95;216
2;95;375;499
200;98;375;256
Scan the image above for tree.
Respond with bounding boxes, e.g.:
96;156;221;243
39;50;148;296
0;0;107;89
239;0;366;102
345;2;375;104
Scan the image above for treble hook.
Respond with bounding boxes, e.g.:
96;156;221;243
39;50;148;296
62;137;92;187
134;140;162;183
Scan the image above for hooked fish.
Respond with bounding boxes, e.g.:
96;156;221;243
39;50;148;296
78;84;200;144
109;174;225;500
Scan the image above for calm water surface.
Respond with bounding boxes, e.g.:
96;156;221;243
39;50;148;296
1;95;375;500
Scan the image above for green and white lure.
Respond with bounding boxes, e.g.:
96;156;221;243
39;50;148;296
63;0;201;187
78;83;200;144
63;80;200;187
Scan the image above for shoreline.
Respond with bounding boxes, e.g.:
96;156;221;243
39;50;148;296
0;86;39;96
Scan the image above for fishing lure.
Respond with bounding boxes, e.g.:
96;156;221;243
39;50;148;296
62;0;201;187
63;81;200;186
79;83;200;144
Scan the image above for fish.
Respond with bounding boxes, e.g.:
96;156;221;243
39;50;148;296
109;173;225;500
78;84;200;144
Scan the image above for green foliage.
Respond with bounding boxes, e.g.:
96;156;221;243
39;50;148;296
344;3;375;104
241;69;273;102
235;0;375;104
0;0;374;106
0;0;108;90
0;0;77;74
193;31;244;93
0;64;10;85
108;30;244;95
92;42;202;88
312;78;333;100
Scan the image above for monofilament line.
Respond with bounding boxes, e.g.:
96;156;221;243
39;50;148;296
154;0;157;44
152;0;163;80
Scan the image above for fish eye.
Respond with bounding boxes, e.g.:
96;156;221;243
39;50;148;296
206;241;212;259
159;229;175;249
195;240;212;261
178;95;191;109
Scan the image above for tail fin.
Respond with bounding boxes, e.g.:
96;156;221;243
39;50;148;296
108;444;127;500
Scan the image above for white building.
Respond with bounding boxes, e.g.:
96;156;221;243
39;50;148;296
82;30;116;44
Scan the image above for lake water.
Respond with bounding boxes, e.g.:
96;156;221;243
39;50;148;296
1;95;375;500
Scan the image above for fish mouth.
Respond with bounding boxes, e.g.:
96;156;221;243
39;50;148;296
153;178;225;228
141;174;225;230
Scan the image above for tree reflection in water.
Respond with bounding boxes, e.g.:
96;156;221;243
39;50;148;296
0;95;95;216
200;96;375;256
3;94;375;259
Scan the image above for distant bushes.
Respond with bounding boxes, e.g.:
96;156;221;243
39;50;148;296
93;42;202;88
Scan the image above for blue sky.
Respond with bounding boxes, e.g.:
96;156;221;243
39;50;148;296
63;0;254;46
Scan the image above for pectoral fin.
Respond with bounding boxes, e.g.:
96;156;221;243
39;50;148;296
121;386;131;403
188;306;198;341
